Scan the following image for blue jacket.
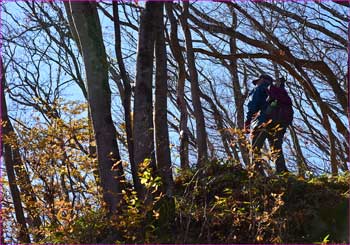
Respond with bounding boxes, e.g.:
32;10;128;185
246;81;270;128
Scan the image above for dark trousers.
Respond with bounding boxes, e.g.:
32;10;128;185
251;122;288;175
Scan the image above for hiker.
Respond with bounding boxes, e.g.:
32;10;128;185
244;74;293;175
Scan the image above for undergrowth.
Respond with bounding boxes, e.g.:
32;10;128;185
173;160;349;243
42;159;349;244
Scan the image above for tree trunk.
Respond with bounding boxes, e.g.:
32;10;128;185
289;124;309;177
180;2;208;168
133;2;157;200
112;1;141;197
165;3;190;170
228;8;249;166
154;2;175;197
1;61;31;244
291;60;339;175
153;5;176;239
66;2;125;212
199;90;233;158
323;114;338;175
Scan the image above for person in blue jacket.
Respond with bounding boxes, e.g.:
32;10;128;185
244;74;290;175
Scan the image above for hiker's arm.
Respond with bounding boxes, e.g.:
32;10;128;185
246;87;265;122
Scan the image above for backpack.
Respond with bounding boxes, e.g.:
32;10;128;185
265;84;293;125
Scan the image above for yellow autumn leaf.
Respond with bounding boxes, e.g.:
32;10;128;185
256;235;263;242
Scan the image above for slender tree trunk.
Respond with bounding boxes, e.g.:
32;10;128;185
112;1;141;195
292;61;338;175
289;124;309;177
133;2;158;200
323;114;338;175
11;143;43;239
165;3;190;170
63;2;82;54
180;2;208;168
199;91;233;158
153;5;176;239
3;148;30;244
87;109;100;187
154;2;174;197
66;2;125;212
1;62;30;244
229;8;249;166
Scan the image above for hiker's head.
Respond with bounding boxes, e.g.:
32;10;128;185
252;74;273;86
275;77;286;88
